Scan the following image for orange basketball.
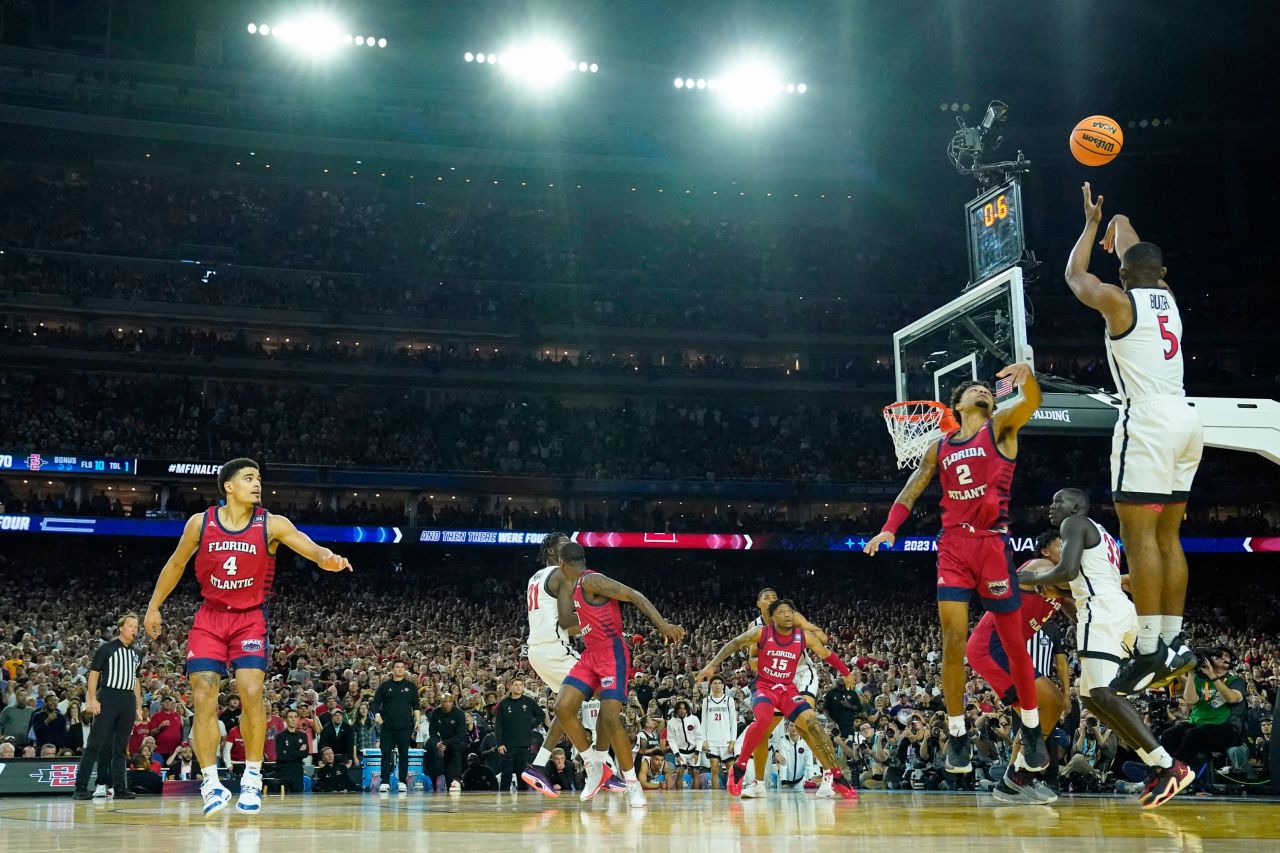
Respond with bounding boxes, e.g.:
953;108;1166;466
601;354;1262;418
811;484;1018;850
1070;115;1124;166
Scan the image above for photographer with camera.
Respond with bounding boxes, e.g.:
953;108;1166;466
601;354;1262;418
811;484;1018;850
1062;713;1116;790
1158;647;1246;768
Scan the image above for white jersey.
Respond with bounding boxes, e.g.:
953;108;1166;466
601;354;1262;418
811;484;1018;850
1068;519;1125;605
1105;286;1185;401
526;566;568;646
700;694;738;748
580;699;601;734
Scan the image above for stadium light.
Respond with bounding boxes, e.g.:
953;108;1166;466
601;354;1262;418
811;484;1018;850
673;57;807;115
464;40;599;86
245;17;387;55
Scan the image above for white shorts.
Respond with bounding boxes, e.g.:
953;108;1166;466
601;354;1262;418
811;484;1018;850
527;641;580;693
702;742;735;761
1076;594;1138;694
1110;397;1203;503
794;661;820;697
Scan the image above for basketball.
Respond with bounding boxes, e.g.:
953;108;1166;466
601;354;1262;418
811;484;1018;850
1070;115;1124;166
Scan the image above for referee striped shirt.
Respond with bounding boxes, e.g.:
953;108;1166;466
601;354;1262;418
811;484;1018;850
92;638;141;692
1026;622;1063;680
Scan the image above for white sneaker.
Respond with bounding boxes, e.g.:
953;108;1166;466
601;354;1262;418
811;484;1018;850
626;780;647;808
378;783;390;792
201;779;233;817
236;773;263;814
816;771;836;800
448;780;461;793
580;760;612;802
93;785;108;799
741;779;767;799
397;782;407;793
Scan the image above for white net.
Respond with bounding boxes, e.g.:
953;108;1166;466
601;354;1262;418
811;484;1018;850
882;401;949;469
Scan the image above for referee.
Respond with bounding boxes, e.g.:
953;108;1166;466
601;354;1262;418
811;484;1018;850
73;613;143;800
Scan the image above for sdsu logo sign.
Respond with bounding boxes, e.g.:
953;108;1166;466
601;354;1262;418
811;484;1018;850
30;763;78;787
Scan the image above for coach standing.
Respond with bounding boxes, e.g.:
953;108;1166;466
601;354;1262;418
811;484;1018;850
494;677;546;790
73;613;143;800
371;659;418;792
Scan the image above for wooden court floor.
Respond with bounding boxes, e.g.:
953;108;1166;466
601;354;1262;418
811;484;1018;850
1;790;1278;852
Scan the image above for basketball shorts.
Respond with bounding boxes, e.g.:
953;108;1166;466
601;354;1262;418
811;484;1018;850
702;740;735;761
1076;594;1139;694
1111;396;1203;503
751;681;812;722
793;661;820;697
186;606;268;675
936;531;1021;613
564;638;630;702
526;641;580;693
966;627;1050;706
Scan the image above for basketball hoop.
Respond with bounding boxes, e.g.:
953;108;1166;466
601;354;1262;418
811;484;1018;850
882;401;958;469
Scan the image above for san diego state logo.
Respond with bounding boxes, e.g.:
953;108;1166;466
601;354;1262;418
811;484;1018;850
31;764;78;787
25;453;43;471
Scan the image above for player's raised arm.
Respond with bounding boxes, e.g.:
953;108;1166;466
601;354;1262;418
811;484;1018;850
695;627;763;683
581;572;685;643
992;362;1042;438
1065;183;1131;329
804;631;857;689
863;441;939;556
144;513;203;638
268;514;352;572
1018;516;1098;587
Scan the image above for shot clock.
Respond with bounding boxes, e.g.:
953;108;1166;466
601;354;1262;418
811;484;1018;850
965;179;1025;285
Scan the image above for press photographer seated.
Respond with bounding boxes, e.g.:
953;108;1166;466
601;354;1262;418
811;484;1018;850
1158;647;1247;766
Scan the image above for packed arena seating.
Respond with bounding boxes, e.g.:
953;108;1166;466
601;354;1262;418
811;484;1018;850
1;543;1275;790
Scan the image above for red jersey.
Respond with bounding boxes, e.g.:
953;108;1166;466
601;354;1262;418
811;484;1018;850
572;570;624;651
755;624;806;689
972;587;1063;647
936;420;1015;533
194;506;276;610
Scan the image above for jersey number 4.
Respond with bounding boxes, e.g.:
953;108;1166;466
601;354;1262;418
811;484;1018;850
222;556;238;576
1157;315;1180;360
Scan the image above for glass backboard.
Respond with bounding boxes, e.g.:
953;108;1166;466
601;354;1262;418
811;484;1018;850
892;266;1032;411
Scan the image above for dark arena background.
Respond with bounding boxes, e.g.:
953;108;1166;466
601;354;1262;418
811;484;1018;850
0;2;1277;851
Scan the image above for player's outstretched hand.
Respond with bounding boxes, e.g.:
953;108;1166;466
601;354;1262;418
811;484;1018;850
144;607;163;639
693;665;716;686
1081;182;1104;225
996;362;1033;388
319;552;353;572
842;673;858;690
862;531;895;556
660;622;686;644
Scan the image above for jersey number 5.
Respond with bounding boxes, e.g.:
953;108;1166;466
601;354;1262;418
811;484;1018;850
1157;314;1180;360
222;556;238;576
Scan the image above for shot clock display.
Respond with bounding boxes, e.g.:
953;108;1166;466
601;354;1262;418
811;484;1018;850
965;179;1025;284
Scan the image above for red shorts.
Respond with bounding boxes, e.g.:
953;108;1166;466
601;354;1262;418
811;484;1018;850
966;625;1049;706
936;531;1021;613
186;606;268;675
564;638;630;702
751;680;812;722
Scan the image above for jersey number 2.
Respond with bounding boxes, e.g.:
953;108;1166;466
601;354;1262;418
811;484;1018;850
955;464;973;485
1157;314;1180;360
222;556;238;576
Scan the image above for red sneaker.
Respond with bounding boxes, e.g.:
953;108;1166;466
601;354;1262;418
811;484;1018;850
1143;761;1194;809
830;772;858;801
727;764;748;797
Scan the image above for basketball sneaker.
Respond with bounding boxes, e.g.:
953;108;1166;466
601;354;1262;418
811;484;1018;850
944;732;973;774
626;780;648;808
448;780;461;793
73;790;94;800
1110;637;1195;696
1016;732;1050;773
727;763;748;797
829;770;858;800
604;774;627;792
201;777;233;817
378;783;390;793
580;761;613;802
520;765;559;798
741;778;767;799
993;767;1056;804
1141;761;1194;809
816;771;836;799
236;771;263;814
93;785;109;798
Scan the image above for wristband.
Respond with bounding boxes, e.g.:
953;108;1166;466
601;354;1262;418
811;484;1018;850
824;652;851;677
882;501;911;536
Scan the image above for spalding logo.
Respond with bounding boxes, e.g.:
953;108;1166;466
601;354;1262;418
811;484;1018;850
241;639;264;653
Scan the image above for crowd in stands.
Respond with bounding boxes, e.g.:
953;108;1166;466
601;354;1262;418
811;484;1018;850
1;543;1275;796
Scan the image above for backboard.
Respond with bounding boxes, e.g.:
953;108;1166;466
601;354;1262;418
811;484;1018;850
892;266;1031;411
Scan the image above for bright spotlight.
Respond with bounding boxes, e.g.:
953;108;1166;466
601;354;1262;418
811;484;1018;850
578;61;588;72
589;63;598;72
465;52;474;62
786;84;795;93
797;83;807;94
378;38;387;48
707;78;719;90
274;14;345;59
343;34;353;44
486;53;498;64
696;79;706;89
247;23;258;34
684;78;695;89
717;60;785;114
675;78;685;88
355;35;365;45
259;24;271;36
475;52;486;63
499;40;572;89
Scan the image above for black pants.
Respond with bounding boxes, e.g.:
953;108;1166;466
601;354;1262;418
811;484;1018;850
276;761;305;793
442;745;463;784
381;726;412;787
499;746;531;791
1270;704;1280;793
75;690;133;791
1159;721;1241;765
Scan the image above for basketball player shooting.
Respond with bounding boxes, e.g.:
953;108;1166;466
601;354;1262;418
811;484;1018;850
1018;488;1195;807
864;363;1051;778
143;458;352;816
1065;183;1202;694
695;598;857;800
552;542;685;808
